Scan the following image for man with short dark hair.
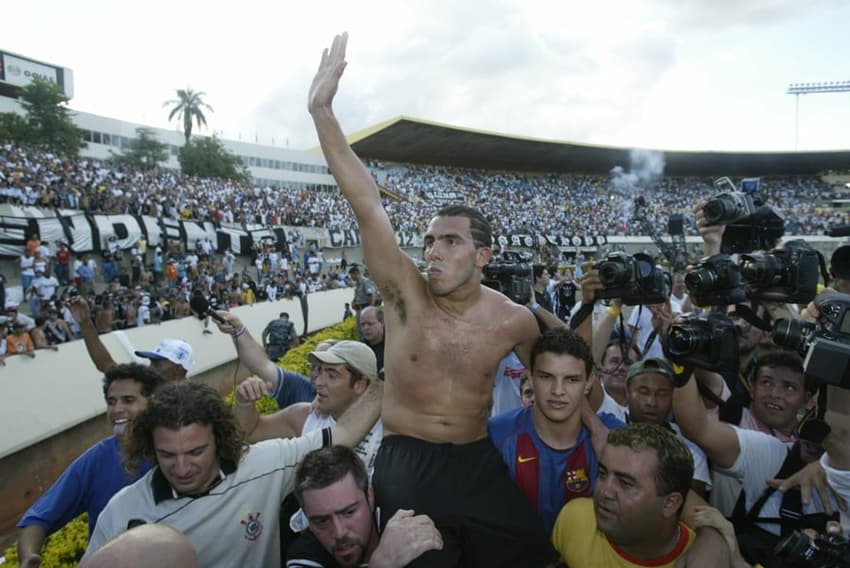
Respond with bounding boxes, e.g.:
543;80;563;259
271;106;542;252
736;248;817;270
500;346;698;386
262;311;300;362
489;328;623;534
623;358;711;499
359;306;385;372
17;364;166;567
310;33;556;566
552;423;696;566
86;380;382;567
287;446;442;568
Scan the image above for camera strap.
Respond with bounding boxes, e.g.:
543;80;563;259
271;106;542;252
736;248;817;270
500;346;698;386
568;301;595;331
733;302;773;332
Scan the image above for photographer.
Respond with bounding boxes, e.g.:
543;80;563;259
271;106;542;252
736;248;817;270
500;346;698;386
671;358;839;567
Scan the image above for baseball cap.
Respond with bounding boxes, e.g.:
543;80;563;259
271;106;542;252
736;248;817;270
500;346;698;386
626;358;674;384
831;245;850;280
135;339;194;372
308;340;377;380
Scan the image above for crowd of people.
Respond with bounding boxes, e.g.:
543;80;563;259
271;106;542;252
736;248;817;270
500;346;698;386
3;136;848;239
9;34;850;568
0;231;359;362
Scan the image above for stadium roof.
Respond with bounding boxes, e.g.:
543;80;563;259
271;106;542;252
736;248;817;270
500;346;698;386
346;117;850;177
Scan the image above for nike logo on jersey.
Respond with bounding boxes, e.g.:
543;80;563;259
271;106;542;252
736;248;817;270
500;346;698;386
517;455;537;463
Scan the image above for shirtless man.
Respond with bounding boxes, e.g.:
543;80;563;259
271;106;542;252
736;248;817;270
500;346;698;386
309;33;555;566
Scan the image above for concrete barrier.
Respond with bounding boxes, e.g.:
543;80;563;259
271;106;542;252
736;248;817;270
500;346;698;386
0;288;351;459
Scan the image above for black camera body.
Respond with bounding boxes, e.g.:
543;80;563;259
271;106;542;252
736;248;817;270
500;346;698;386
685;254;747;306
740;240;820;304
595;252;667;306
773;292;850;389
703;191;757;226
774;529;850;568
664;312;740;374
482;252;533;305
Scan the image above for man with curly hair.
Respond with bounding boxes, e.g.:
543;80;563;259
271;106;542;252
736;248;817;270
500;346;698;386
85;379;382;567
17;364;166;568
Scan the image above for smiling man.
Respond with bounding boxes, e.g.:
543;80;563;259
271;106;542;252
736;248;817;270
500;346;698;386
17;364;165;567
552;423;696;567
489;328;623;534
85;379;383;567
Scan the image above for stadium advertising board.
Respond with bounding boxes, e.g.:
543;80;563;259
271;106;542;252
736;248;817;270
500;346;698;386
0;52;59;87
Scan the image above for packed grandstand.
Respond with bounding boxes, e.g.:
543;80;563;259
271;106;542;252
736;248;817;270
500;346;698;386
2;142;848;241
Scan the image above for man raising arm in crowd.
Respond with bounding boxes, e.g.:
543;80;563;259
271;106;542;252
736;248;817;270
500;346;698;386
309;33;555;566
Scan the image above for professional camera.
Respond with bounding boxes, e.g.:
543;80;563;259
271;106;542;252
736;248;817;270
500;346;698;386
482;251;533;305
773;292;850;388
595;252;667;306
703;192;756;226
721;204;786;255
774;529;850;568
740;239;821;304
664;312;740;373
685;254;747;306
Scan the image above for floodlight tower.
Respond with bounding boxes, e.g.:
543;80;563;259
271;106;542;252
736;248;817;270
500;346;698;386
786;81;850;150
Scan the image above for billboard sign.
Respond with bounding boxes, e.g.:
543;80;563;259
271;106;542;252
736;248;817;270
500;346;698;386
1;52;60;88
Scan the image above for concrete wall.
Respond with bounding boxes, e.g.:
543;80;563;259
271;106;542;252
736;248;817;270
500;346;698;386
0;288;351;536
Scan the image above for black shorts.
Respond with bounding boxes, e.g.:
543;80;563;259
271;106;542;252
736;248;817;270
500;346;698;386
373;435;558;568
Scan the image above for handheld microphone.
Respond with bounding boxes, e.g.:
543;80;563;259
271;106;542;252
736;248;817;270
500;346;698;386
189;294;226;323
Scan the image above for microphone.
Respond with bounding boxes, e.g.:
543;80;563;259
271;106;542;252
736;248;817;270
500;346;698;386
826;224;850;238
189;294;226;323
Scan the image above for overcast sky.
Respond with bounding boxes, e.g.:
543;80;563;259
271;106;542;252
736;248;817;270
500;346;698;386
4;0;850;153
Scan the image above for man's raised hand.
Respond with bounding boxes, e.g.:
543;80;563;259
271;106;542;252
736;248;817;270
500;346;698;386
308;32;348;115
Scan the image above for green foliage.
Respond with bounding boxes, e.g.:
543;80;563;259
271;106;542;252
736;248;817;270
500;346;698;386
4;318;359;566
12;77;85;156
4;514;88;568
0;112;29;144
109;128;168;170
163;87;213;144
178;136;251;184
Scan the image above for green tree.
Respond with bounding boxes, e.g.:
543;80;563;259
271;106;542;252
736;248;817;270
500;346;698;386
2;77;85;155
109;128;169;170
178;136;251;183
0;112;29;144
163;88;213;144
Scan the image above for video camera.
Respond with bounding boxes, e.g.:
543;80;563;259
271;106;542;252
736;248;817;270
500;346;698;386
664;312;740;374
482;251;533;305
772;292;850;389
595;252;668;306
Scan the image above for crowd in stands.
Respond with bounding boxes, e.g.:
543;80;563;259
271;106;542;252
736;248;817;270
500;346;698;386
0;231;355;362
2;143;848;239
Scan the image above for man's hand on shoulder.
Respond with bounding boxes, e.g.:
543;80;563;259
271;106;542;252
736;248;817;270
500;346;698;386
369;509;443;568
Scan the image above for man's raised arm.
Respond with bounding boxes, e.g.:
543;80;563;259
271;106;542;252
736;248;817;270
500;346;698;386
69;296;115;373
308;33;409;288
672;370;741;469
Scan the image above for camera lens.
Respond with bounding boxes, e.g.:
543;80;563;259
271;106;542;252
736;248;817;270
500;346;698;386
598;261;628;286
667;326;698;355
740;254;784;285
772;318;814;354
685;269;715;294
702;199;728;225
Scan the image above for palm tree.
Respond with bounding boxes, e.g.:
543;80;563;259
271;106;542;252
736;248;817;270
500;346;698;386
163;88;213;144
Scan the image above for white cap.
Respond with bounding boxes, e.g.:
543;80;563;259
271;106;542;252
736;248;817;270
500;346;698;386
135;339;194;372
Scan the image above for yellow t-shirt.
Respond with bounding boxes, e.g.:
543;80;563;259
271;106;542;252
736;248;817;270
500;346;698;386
552;498;695;567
